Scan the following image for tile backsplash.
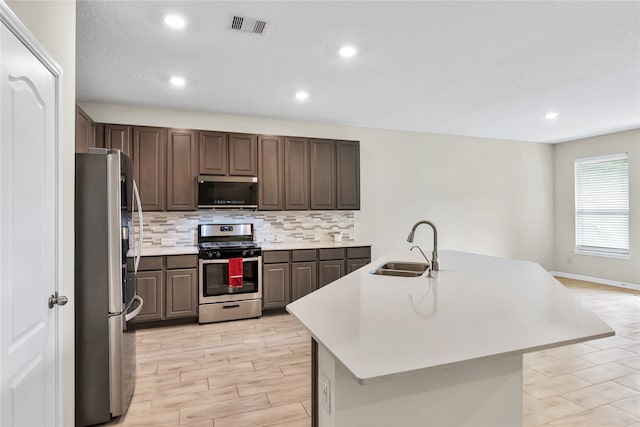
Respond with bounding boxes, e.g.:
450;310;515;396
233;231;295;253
138;210;355;248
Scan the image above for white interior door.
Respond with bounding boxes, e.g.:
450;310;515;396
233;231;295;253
0;14;60;427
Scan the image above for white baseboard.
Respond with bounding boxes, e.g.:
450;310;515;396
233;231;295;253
549;271;640;292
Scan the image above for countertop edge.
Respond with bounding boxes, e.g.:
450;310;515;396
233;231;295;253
134;241;372;257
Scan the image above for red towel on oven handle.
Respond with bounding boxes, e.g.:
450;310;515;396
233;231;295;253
228;257;243;288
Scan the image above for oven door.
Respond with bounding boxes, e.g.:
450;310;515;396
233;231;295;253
199;257;262;304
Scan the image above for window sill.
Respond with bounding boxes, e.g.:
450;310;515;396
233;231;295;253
573;249;631;260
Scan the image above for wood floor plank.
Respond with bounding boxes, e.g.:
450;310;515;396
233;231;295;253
213;402;308;427
267;384;311;406
236;373;310;397
179;394;271;425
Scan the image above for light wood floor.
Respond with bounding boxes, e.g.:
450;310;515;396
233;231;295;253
113;278;639;427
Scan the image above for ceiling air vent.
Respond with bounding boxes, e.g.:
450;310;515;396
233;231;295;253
230;15;268;35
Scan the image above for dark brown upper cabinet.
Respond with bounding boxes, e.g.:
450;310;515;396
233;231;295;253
258;135;284;210
199;131;227;175
133;126;166;211
336;140;360;210
75;106;95;153
229;133;257;176
284;137;310;210
199;131;257;177
105;124;133;158
167;129;197;211
310;139;336;210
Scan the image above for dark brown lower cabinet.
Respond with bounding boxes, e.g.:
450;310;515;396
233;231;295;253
347;258;370;273
165;268;198;318
263;263;290;309
318;260;345;288
346;246;372;273
136;270;164;322
262;246;370;310
136;255;198;324
291;261;317;301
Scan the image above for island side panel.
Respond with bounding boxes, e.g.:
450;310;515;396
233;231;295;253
316;342;523;427
312;339;318;427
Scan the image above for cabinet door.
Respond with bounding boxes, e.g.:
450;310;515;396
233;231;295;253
136;270;164;322
318;260;345;287
291;261;317;301
347;258;370;273
263;263;290;309
336;140;360;210
75;106;90;153
165;268;198;319
199;131;228;175
134;126;166;211
284;137;309;210
105;124;133;158
229;133;257;176
94;123;105;149
89;121;96;148
258;135;284;210
310;139;336;210
167;129;197;210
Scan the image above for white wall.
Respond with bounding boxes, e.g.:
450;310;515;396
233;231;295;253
81;102;556;268
554;129;640;284
6;1;76;425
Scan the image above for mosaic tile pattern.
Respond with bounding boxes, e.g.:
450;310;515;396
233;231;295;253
136;210;355;248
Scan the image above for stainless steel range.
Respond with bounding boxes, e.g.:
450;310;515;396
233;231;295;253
198;223;262;323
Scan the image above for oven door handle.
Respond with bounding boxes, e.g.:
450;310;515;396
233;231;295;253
200;256;261;264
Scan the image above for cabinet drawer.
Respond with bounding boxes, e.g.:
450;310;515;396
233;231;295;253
166;255;198;269
263;251;290;264
138;256;164;271
347;246;371;259
291;249;317;262
318;248;346;261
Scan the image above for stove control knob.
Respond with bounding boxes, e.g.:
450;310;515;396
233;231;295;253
215;251;221;258
242;250;248;257
248;250;255;257
207;252;214;259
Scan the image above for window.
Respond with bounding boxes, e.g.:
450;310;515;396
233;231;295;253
575;153;629;256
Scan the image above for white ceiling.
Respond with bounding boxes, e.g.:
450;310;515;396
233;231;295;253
76;1;640;143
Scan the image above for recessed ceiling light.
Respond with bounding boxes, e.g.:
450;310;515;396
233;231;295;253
339;45;357;58
295;91;309;101
170;76;186;87
164;15;186;29
545;112;558;120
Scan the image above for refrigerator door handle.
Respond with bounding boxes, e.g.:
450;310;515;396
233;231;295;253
132;180;143;273
125;295;144;322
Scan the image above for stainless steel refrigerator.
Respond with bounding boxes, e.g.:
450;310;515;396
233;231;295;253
75;148;145;426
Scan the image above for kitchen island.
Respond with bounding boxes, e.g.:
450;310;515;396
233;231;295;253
286;250;614;427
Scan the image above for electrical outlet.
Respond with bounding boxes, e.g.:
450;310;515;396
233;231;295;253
320;373;331;414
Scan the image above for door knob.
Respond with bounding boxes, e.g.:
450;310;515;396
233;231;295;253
48;292;68;309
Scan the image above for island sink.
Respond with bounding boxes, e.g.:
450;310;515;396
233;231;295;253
370;261;430;277
381;261;429;272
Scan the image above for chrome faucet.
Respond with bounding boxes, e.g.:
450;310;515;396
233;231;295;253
410;245;433;278
407;220;439;271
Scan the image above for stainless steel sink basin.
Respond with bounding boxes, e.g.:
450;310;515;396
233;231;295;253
380;262;429;273
370;268;423;277
370;261;430;277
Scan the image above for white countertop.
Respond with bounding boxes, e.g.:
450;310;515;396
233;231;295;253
133;241;370;257
138;246;199;256
286;250;614;384
261;240;371;251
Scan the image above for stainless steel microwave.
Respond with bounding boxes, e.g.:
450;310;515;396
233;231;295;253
197;175;258;209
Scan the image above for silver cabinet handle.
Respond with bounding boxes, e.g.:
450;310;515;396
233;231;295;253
48;292;68;309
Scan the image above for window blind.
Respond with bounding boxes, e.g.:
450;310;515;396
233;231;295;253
575;153;628;255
